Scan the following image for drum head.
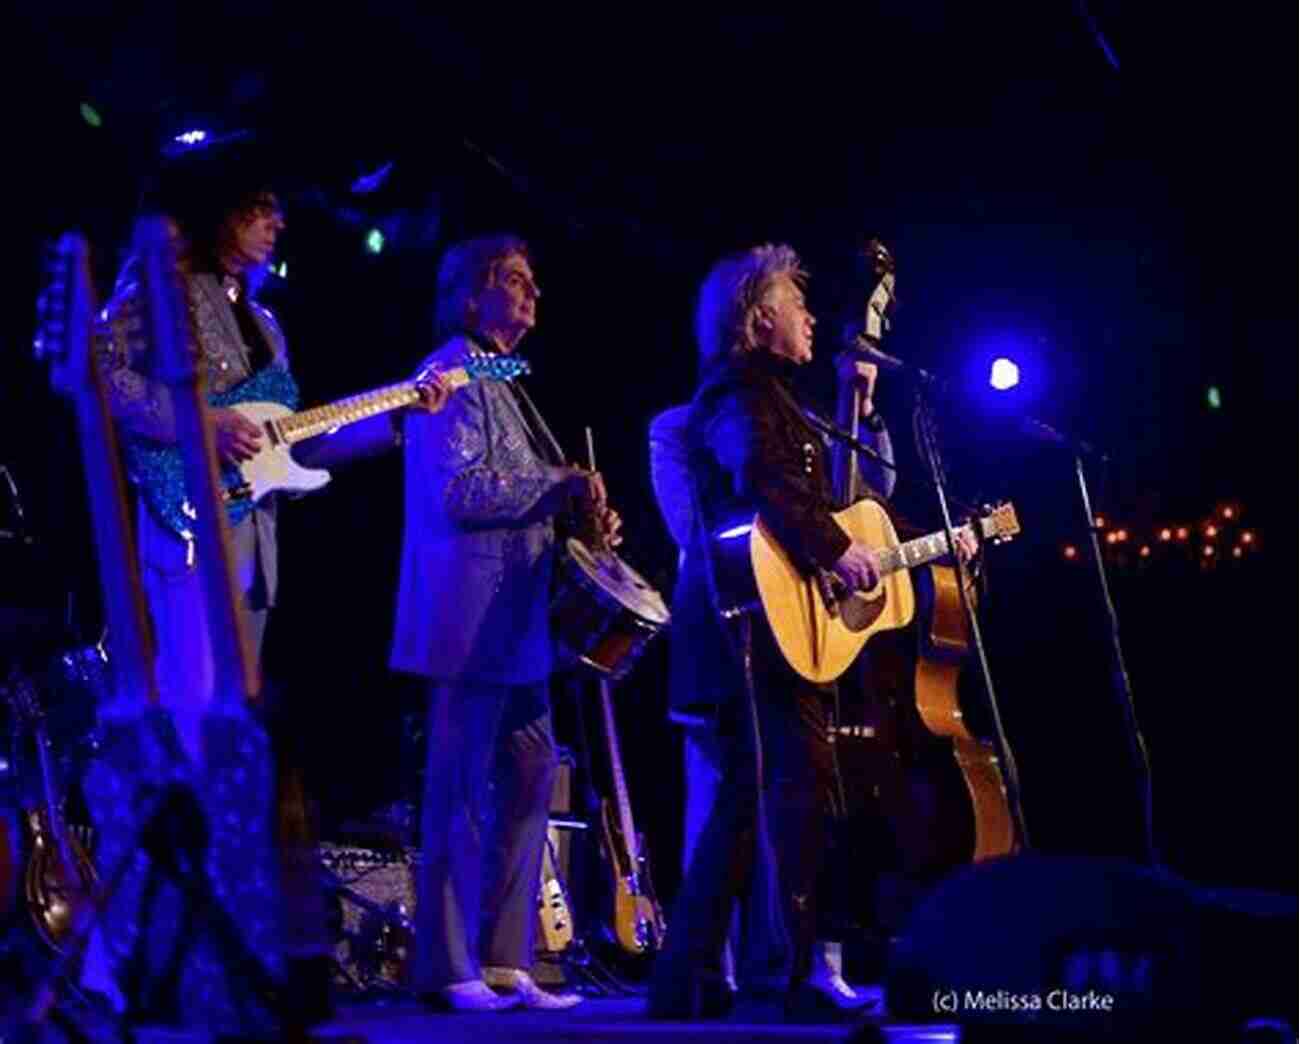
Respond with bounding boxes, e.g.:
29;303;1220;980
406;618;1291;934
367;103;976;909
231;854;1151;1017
565;539;670;624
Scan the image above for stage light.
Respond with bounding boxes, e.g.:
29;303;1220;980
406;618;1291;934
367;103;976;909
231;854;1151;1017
1241;532;1254;544
1232;547;1243;559
80;102;102;128
174;128;209;147
1105;532;1118;545
1159;529;1172;542
990;358;1020;390
1202;546;1215;557
365;228;385;254
717;523;753;540
1063;545;1077;560
1116;529;1129;542
1206;386;1222;409
1139;546;1151;558
1095;516;1106;528
1176;527;1189;541
1222;507;1235;520
1205;525;1218;538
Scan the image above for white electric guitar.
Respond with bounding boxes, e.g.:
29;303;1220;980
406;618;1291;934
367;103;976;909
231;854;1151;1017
125;353;530;540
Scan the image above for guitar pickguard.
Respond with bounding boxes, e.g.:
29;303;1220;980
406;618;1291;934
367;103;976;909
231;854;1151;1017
124;366;300;540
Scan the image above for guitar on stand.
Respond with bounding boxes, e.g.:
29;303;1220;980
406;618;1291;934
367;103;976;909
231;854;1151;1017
25;220;285;1037
20;228;163;1039
542;429;668;993
594;677;666;959
1;673;98;955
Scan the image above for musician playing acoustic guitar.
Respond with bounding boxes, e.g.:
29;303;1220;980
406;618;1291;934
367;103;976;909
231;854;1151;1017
391;235;618;1012
647;244;973;1024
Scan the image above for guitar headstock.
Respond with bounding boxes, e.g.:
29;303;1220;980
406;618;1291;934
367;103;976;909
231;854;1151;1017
860;239;897;345
463;352;531;383
977;502;1022;544
34;233;97;399
133;218;195;386
863;237;896;277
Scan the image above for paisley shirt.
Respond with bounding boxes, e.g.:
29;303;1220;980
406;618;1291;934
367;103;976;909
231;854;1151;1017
94;270;290;605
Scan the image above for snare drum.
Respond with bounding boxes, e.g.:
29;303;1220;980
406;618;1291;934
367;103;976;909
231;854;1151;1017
550;538;670;680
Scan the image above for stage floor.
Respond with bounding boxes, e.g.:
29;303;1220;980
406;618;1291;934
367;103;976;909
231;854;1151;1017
304;996;960;1043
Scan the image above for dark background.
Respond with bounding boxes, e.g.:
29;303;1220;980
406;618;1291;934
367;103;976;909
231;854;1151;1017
3;5;1294;919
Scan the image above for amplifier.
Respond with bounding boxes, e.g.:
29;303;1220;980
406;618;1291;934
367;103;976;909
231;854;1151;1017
321;751;586;990
320;842;417;990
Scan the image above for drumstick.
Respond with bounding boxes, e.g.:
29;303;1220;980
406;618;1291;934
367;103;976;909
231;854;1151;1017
584;425;615;558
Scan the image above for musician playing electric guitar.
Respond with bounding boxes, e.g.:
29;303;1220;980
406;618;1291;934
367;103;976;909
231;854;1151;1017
92;151;449;1015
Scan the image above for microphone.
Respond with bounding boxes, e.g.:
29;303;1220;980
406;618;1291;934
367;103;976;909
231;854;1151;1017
1020;416;1102;459
847;337;938;383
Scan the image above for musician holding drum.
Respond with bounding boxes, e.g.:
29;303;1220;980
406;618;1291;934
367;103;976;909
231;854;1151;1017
391;235;618;1012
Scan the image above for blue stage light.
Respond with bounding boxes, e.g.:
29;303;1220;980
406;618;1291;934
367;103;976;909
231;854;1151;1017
990;357;1020;390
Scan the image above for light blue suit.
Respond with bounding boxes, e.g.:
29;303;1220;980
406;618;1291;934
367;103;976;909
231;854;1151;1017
392;333;570;989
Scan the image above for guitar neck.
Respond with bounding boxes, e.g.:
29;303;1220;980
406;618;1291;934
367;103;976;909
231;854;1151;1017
275;366;476;445
598;679;641;866
878;521;977;578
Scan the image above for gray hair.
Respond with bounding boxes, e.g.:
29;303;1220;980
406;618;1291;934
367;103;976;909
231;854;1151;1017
695;243;806;369
434;234;531;341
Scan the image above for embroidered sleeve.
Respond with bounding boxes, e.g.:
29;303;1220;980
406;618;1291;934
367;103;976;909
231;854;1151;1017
93;283;178;443
422;384;566;527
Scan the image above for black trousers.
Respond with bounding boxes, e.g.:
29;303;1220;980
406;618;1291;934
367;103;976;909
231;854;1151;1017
653;615;840;1001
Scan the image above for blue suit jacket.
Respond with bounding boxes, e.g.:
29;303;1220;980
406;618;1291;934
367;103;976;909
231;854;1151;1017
391;336;569;684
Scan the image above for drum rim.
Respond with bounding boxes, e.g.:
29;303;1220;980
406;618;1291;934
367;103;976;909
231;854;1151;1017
560;537;670;624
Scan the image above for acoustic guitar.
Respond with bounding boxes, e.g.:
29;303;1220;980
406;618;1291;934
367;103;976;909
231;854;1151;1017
714;499;1020;683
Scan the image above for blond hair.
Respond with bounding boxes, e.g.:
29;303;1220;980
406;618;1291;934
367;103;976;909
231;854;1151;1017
695;243;806;369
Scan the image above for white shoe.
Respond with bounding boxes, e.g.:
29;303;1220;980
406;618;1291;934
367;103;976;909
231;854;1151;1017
439;979;521;1012
484;966;582;1010
805;967;880;1011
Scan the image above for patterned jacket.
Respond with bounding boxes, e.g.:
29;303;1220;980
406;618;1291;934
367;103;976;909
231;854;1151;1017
391;334;571;684
95;270;289;604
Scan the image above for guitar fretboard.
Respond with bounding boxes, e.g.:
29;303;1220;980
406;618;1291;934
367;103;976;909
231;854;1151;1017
598;679;641;868
878;523;977;577
276;367;475;444
277;382;421;444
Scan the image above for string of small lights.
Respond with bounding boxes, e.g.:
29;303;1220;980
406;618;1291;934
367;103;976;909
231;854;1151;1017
1062;503;1259;571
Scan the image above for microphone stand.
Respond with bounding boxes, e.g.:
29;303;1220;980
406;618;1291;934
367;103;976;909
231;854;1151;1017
909;370;1032;851
800;410;897;475
1022;418;1157;867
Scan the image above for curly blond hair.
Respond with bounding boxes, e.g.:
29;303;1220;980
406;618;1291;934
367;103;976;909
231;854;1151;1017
695;243;807;368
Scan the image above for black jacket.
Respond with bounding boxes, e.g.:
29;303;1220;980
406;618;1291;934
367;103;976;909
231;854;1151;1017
668;353;852;718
